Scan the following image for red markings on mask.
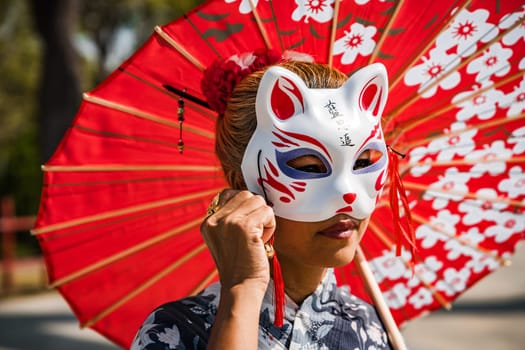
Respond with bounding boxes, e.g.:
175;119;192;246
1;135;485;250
270;76;304;120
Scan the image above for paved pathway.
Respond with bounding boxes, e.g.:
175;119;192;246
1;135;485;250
1;243;524;349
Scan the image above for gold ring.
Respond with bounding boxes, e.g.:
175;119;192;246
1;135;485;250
206;192;221;219
264;243;275;259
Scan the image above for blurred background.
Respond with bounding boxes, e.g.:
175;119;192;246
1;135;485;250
0;0;206;291
0;0;523;349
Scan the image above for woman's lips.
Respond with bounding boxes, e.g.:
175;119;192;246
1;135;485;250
318;219;359;239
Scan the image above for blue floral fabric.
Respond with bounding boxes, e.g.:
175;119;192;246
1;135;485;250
131;269;392;349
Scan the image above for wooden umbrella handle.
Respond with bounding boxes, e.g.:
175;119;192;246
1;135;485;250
355;245;408;350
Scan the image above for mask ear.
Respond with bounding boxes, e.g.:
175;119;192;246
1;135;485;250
256;66;309;128
344;63;388;118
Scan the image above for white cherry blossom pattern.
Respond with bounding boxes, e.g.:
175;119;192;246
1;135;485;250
508;126;525;154
502;76;525;117
225;0;259;14
354;0;386;5
407;145;433;176
452;82;505;122
498;165;525;199
424;167;472;210
435;8;498;57
383;283;411;309
444;227;486;260
408;287;434;309
404;48;461;98
368;249;411;283
465;249;500;274
499;5;525;46
406;256;443;288
485;212;524;243
291;0;335;23
416;210;460;249
458;188;509;225
465;140;512;178
466;42;513;83
426;122;477;162
333;22;377;65
435;267;471;297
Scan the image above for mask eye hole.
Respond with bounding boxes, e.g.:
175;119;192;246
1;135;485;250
276;148;332;179
354;149;384;171
287;155;328;174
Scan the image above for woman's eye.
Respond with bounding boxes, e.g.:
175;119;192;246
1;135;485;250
354;149;383;170
354;158;372;170
287;155;328;174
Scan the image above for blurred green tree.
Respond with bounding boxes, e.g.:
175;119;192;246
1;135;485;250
0;0;203;255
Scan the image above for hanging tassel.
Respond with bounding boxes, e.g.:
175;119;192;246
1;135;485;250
265;238;285;327
177;96;185;153
387;146;416;258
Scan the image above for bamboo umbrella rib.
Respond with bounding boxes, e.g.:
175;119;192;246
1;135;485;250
83;93;215;140
154;26;205;71
410;212;511;266
119;68;216;121
368;0;404;65
327;0;341;67
47;174;220;188
41;164;221;173
399;113;525;151
40;198;205;244
406;156;525;171
367;219;395;250
72;125;214;154
393;71;525;138
403;181;525;209
32;188;220;235
249;0;272;49
189;269;219;296
51;219;205;290
82;243;208;328
389;0;472;90
385;16;525;123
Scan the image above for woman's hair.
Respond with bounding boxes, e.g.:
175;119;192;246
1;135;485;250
215;61;348;189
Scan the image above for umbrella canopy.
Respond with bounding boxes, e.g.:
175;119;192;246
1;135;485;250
33;0;525;347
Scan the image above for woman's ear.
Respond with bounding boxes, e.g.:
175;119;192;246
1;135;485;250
343;63;389;119
255;66;310;127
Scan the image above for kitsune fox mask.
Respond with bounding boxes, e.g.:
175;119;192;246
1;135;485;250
241;63;389;222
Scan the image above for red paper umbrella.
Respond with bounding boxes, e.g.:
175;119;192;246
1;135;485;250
33;0;525;348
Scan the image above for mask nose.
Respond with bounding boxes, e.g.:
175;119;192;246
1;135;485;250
343;193;356;204
336;192;357;215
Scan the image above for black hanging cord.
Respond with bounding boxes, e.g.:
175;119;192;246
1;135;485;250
257;150;270;204
387;145;406;159
163;84;210;110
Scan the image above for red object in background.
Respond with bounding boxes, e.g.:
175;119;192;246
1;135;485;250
33;0;525;347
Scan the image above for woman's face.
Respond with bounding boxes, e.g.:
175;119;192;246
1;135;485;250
273;213;370;268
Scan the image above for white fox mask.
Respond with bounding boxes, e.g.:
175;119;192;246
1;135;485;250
241;63;389;222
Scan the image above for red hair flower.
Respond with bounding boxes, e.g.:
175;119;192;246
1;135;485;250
201;49;283;115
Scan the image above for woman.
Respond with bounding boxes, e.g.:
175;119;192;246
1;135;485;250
131;50;395;349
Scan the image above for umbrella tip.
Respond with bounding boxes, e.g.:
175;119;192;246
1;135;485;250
502;259;512;267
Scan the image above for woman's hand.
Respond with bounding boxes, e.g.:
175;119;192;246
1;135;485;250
201;189;276;293
202;190;276;350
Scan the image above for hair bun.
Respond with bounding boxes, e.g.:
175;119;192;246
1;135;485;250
201;49;283;115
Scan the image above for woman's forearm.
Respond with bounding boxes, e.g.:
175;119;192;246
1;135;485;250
207;282;266;350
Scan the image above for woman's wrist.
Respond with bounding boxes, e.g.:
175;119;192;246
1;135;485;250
220;280;267;312
207;281;267;349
